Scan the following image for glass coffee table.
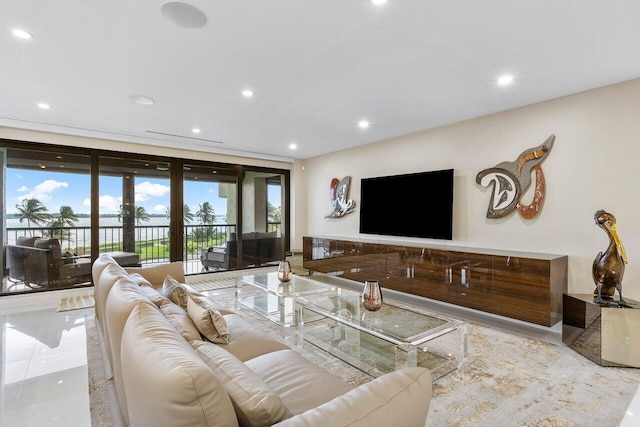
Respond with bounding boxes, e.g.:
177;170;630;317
236;271;336;327
236;271;467;380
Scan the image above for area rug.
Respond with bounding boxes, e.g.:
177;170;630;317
57;294;95;312
86;287;640;427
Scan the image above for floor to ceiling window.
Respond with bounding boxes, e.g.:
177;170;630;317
1;139;290;296
2;146;92;294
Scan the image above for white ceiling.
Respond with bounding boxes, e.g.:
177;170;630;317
2;1;640;162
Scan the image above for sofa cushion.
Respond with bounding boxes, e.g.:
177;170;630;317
163;275;190;309
95;261;130;356
129;272;153;287
187;295;229;344
138;283;172;308
218;314;289;362
121;303;239;427
104;277;157;425
193;340;291;427
273;367;432;427
245;349;355;415
125;261;185;288
158;300;202;343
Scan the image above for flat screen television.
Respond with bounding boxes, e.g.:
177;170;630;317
359;169;454;240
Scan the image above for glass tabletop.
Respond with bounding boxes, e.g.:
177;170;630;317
297;289;456;346
240;271;337;297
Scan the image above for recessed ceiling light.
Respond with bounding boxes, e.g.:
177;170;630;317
128;95;155;105
160;2;207;29
242;89;254;98
12;29;34;40
358;120;370;129
497;74;514;86
289;143;297;150
192;128;201;134
37;103;50;110
371;0;388;6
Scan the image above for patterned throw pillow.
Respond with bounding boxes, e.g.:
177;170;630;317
162;275;189;309
186;295;229;344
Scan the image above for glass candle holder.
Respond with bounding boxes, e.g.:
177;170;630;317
277;260;293;282
362;280;383;311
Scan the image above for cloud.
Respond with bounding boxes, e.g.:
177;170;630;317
17;186;29;192
97;194;122;213
153;204;166;213
19;180;68;203
135;181;170;202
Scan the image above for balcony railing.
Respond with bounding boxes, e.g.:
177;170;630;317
5;222;282;267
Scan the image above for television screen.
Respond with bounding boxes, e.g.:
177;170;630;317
359;169;454;240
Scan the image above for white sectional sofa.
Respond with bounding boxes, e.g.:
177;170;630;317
92;254;432;427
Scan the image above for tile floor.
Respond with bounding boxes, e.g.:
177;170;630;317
0;289;638;427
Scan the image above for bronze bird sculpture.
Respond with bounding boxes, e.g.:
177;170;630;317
592;210;628;304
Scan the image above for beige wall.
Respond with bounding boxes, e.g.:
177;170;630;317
298;78;640;301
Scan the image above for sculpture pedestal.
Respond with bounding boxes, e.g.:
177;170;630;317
562;293;640;367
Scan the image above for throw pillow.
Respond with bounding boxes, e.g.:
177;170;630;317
192;340;290;427
162;275;189;309
186;295;229;344
62;250;76;264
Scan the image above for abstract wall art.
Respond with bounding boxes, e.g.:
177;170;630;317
325;176;355;218
476;134;555;219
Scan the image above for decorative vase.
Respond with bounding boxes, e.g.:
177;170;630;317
277;260;293;282
362;280;383;311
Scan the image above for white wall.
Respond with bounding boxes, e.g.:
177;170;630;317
298;78;640;300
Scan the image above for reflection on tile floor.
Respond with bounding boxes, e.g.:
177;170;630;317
0;290;639;427
1;305;93;427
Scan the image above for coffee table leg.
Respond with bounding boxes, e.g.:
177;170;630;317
395;343;417;370
234;278;242;309
295;303;305;349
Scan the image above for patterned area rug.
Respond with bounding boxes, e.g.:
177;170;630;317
86;287;640;427
57;294;95;312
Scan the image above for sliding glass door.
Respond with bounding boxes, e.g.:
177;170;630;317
98;156;171;267
2;147;91;294
182;163;237;274
1;139;290;296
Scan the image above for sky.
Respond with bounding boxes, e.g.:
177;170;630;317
6;168;281;222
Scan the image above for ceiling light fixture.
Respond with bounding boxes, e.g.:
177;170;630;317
371;0;388;6
497;74;514;86
12;29;34;40
37;103;50;110
358;120;370;129
289;143;297;150
242;89;254;98
160;2;207;29
128;95;155;105
192;128;201;134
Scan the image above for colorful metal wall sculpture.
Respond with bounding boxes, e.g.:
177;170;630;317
325;176;355;218
476;134;555;219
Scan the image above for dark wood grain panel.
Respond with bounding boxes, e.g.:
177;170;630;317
303;236;568;326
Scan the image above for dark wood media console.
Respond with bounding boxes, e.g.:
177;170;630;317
303;236;568;326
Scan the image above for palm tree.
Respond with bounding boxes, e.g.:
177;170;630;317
183;204;194;224
57;205;79;227
196;202;216;243
166;204;195;224
48;205;78;246
134;206;150;225
15;198;50;236
196;202;215;225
